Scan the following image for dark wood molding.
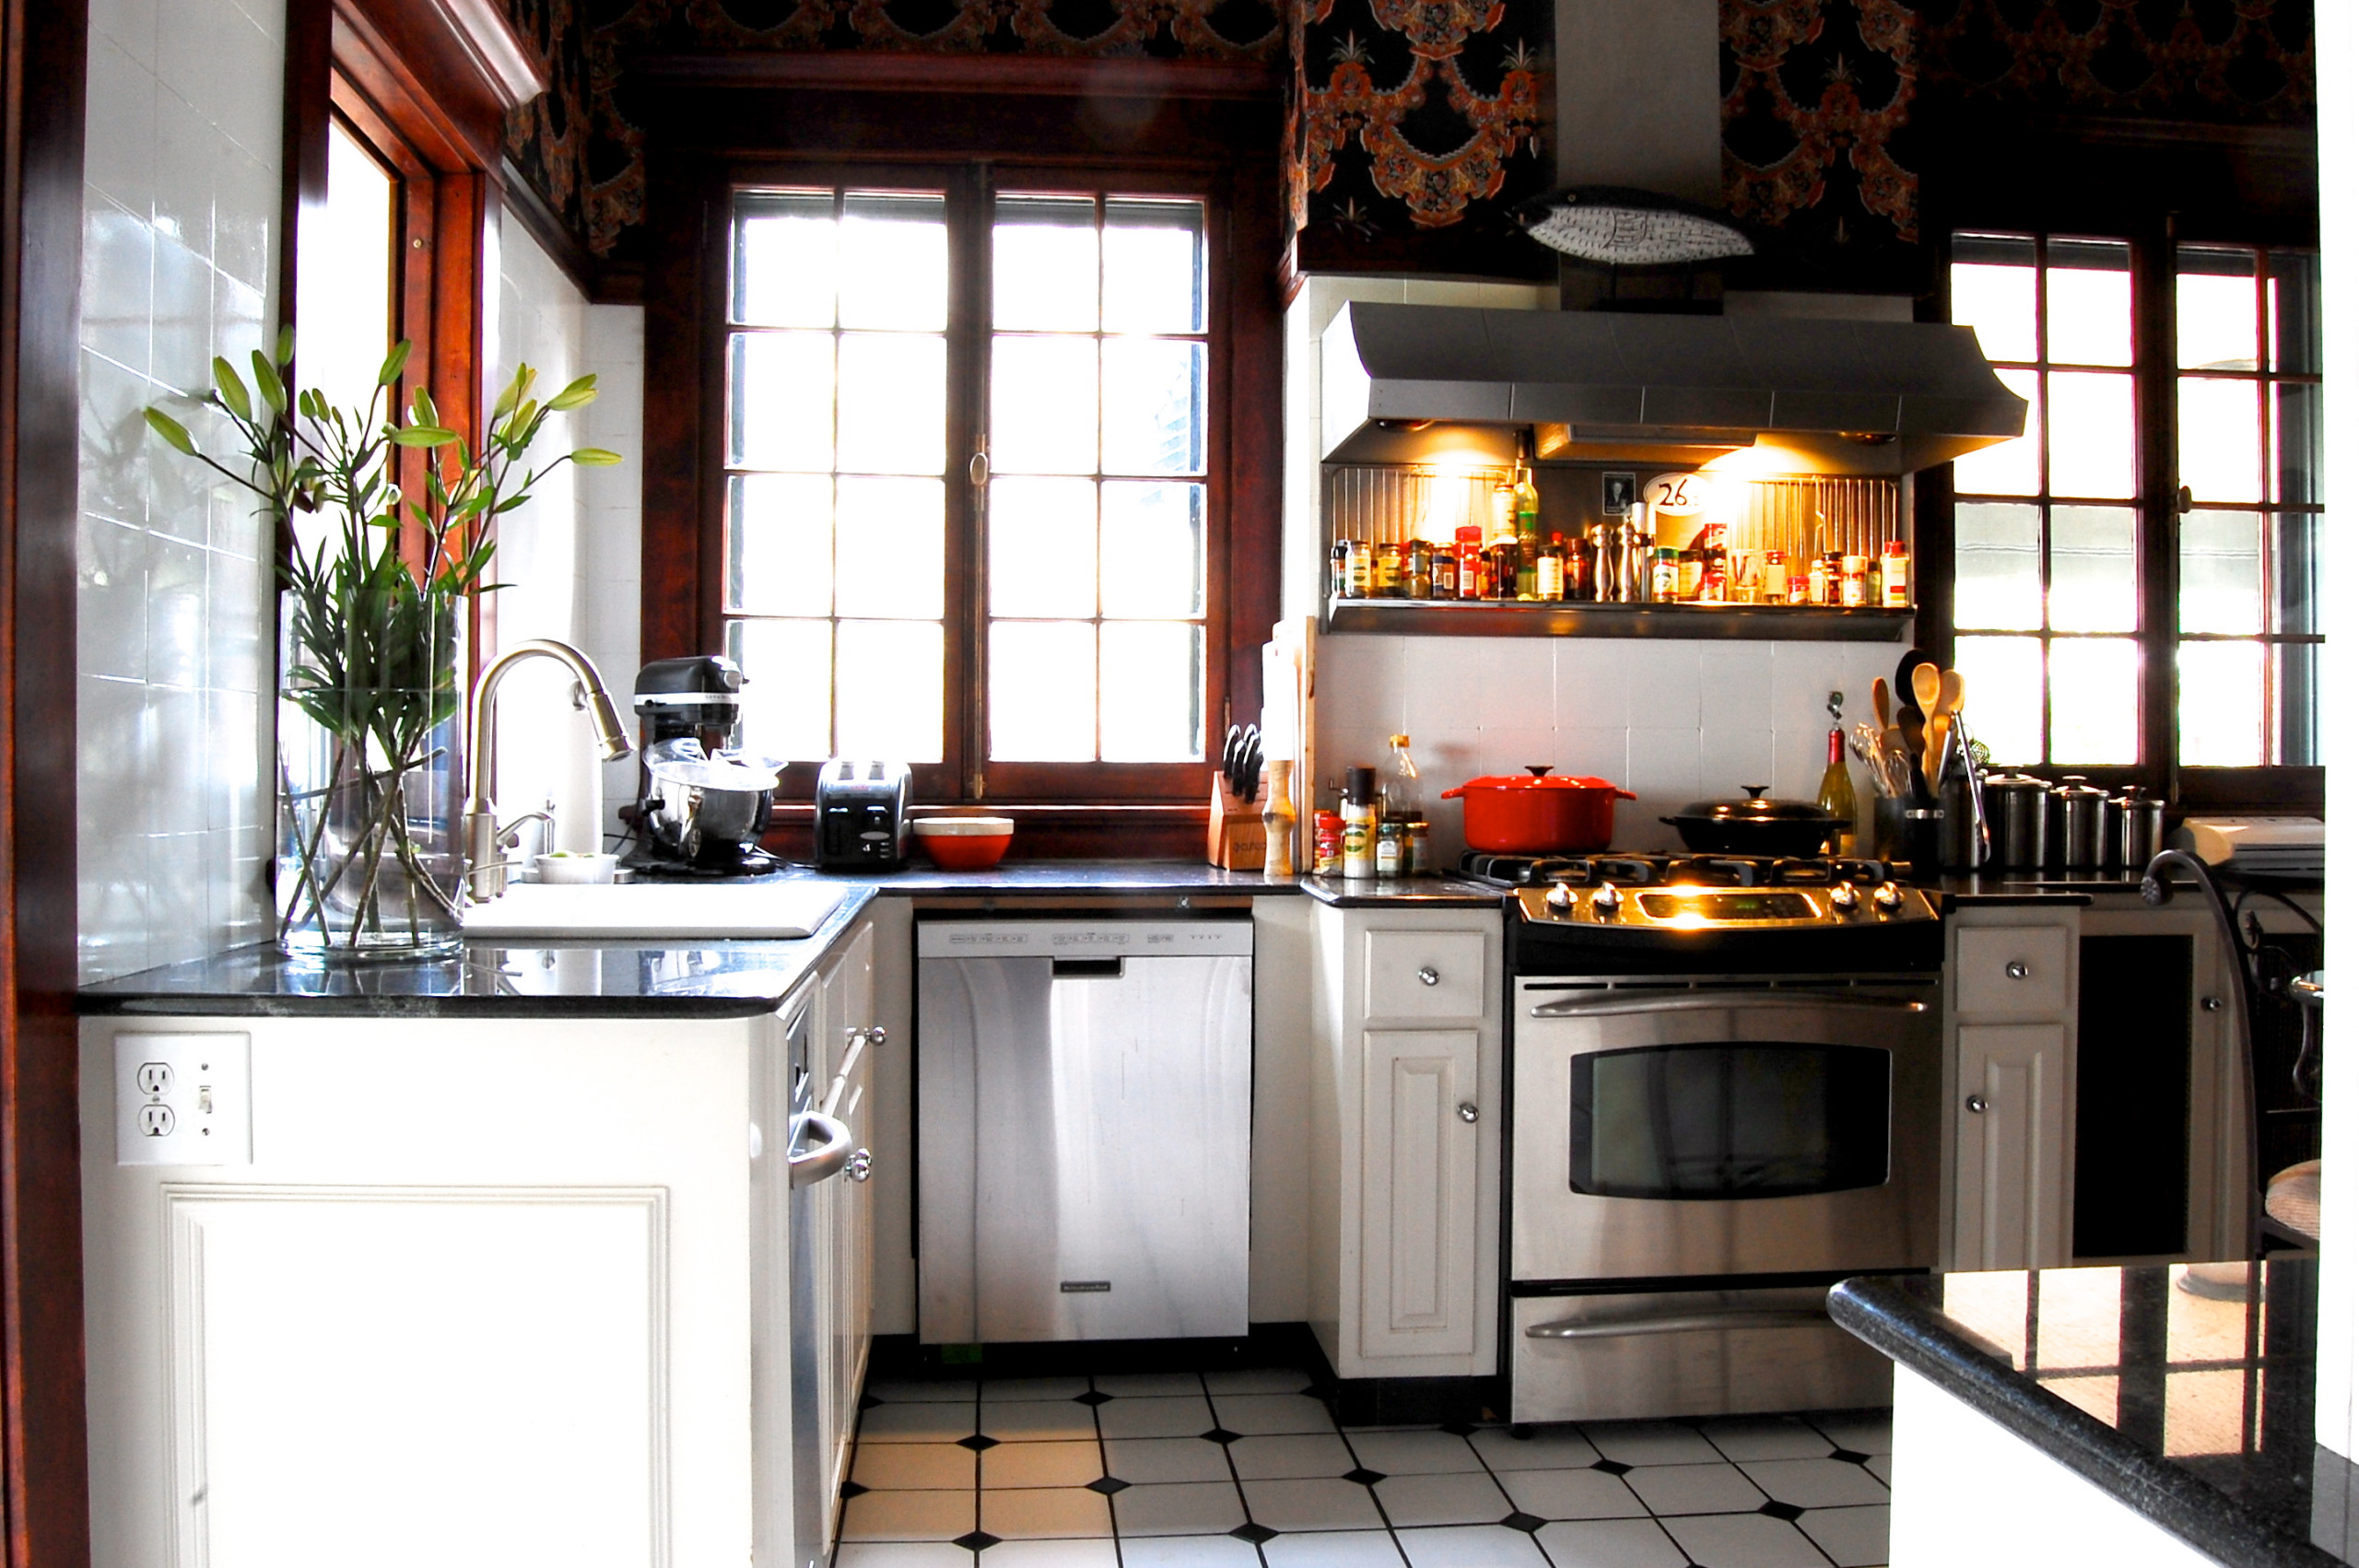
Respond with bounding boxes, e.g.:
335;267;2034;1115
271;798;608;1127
332;0;513;176
633;51;1285;100
1289;221;1557;284
2;0;96;1562
419;0;546;107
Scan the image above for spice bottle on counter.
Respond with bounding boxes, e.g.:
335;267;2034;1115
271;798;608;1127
1375;820;1405;877
1312;811;1344;874
1342;766;1378;878
1881;539;1910;607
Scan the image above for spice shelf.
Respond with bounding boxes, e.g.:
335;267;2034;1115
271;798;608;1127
1322;598;1914;641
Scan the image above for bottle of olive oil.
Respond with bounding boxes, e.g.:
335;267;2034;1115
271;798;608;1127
1817;690;1858;857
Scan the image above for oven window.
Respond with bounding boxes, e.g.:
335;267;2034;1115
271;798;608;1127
1569;1044;1891;1199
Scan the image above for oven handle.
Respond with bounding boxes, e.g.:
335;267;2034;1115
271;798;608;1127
1524;1306;1831;1340
1528;991;1927;1019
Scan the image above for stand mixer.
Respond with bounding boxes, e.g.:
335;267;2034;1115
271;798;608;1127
628;656;784;876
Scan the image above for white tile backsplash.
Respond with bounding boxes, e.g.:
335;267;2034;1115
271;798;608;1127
76;0;284;983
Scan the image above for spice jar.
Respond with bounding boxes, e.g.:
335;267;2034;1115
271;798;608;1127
1406;539;1433;600
1373;542;1403;598
1312;811;1344;874
1455;526;1484;600
1346;538;1372;598
1765;549;1790;602
1375;820;1405;877
1432;545;1457;597
1486;542;1518;600
1839;554;1869;607
1881;540;1910;607
1342;767;1378;878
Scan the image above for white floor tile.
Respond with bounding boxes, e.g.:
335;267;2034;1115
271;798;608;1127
1109;1480;1248;1536
1097;1396;1216;1440
1228;1433;1356;1480
1212;1393;1336;1435
981;1376;1093;1401
1809;1410;1895;1454
979;1487;1114;1540
978;1540;1121;1568
1798;1503;1891;1567
1117;1535;1265;1567
839;1487;975;1541
1698;1416;1837;1461
1532;1517;1689;1568
1661;1512;1831;1568
982;1400;1101;1443
1374;1470;1511;1527
1103;1436;1233;1485
851;1440;975;1491
834;1542;975;1567
1392;1524;1551;1567
1347;1429;1485;1475
1737;1457;1890;1509
1260;1529;1406;1567
861;1402;980;1444
1866;1454;1891;1485
1203;1367;1313;1396
1494;1468;1647;1521
1092;1373;1205;1397
981;1440;1105;1490
1239;1477;1386;1531
1579;1421;1719;1467
1621;1461;1766;1516
1470;1425;1602;1470
866;1379;978;1404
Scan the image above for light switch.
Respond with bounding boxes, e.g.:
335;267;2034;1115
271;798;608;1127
114;1033;251;1166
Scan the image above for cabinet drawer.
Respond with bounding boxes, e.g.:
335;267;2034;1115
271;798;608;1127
1364;931;1488;1020
1954;925;2071;1018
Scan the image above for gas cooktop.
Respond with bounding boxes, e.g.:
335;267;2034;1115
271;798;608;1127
1461;850;1940;933
1461;850;1905;889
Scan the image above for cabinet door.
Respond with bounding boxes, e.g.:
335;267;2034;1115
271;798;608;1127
1954;1024;2069;1270
1359;1029;1481;1360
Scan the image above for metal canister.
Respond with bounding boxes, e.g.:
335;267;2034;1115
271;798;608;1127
2113;786;2165;872
1982;774;2049;869
1939;768;1989;870
2050;776;2109;869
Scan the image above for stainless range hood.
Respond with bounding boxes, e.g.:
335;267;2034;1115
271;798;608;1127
1320;302;2028;475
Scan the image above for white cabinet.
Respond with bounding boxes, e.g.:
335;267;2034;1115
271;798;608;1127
1944;907;2079;1271
1308;904;1500;1381
814;920;878;1515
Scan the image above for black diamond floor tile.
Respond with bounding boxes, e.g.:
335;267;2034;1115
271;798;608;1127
1202;1427;1242;1444
1344;1468;1386;1486
1229;1523;1279;1544
1500;1511;1545;1533
1760;1500;1806;1521
1439;1422;1477;1436
1831;1446;1872;1465
839;1480;869;1499
1086;1476;1131;1495
957;1433;1001;1452
859;1394;882;1410
1075;1390;1114;1406
953;1530;1002;1550
1591;1458;1632;1475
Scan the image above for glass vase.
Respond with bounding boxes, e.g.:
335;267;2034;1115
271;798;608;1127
275;591;466;962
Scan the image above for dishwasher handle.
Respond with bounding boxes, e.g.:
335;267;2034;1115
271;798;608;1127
1525;1306;1830;1340
1529;990;1927;1020
1052;957;1125;979
788;1111;856;1188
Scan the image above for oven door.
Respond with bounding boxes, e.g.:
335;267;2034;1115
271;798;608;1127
1511;977;1940;1282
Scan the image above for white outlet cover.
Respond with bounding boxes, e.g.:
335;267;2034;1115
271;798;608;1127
114;1032;252;1166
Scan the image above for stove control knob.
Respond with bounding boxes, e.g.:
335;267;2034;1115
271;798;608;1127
1872;883;1906;914
1544;882;1576;915
1829;883;1860;915
1590;883;1622;918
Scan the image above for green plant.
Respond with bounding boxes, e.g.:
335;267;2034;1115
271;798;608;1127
147;331;617;954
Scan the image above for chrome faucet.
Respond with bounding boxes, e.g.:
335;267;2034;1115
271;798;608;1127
462;638;632;900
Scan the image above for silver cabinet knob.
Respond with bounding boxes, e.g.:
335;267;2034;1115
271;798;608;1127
2201;997;2224;1012
847;1148;874;1182
1418;966;1440;987
2006;961;2029;979
1458;1101;1479;1123
865;1025;889;1045
1966;1094;1988;1114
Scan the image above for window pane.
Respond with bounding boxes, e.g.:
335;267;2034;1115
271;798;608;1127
728;617;832;762
1103;201;1205;334
1954;502;2044;630
2049;505;2137;632
2178;510;2262;634
734;192;835;328
2277;640;2319;765
2046;240;2131;367
2177;249;2258;370
2274;511;2320;636
730;332;834;471
2177;377;2262;505
1954;635;2044;764
1100;482;1205;619
2268;252;2321;374
993;336;1099;473
2274;381;2320;506
835;619;944;762
1954;368;2041;496
994;197;1097;332
1951;234;2036;362
989;476;1098;618
835;476;945;619
839;193;947;333
2177;641;2263;766
727;474;832;615
837;332;945;476
1099;623;1203;761
991;620;1097;760
2050;638;2139;764
300;120;396;419
2048;371;2134;498
1101;338;1206;476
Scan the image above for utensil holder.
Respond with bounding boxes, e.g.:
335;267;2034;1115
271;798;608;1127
1207;774;1267;871
1872;796;1943;883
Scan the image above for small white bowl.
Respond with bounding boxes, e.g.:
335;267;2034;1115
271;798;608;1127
910;816;1016;837
534;852;619;885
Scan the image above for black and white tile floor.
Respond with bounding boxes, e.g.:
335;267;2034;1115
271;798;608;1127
831;1367;1893;1568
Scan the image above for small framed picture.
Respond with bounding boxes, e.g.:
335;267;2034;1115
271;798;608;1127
1602;472;1637;517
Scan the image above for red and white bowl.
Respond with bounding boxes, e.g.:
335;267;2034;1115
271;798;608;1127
910;814;1015;870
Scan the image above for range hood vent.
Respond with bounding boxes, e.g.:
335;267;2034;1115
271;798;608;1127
1320;303;2028;475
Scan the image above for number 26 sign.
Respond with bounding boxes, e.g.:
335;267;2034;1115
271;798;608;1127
1643;474;1712;514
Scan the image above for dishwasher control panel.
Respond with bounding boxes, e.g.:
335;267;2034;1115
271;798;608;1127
916;919;1254;959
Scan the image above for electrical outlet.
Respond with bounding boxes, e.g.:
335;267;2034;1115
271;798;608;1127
114;1033;250;1166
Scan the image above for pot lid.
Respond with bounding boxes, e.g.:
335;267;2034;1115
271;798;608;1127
2050;774;2108;801
1983;772;2049;790
1672;785;1837;823
1442;766;1635;796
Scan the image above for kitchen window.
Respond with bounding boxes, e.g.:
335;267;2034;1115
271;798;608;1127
717;173;1223;802
1943;230;2321;798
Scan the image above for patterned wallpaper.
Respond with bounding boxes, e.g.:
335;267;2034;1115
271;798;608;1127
1917;0;2314;122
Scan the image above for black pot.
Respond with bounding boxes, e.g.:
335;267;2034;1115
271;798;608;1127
1661;787;1839;856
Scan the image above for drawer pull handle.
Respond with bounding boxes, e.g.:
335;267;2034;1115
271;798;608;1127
1418;966;1440;987
2202;997;2224;1012
1458;1101;1479;1123
2006;961;2030;979
1527;1306;1828;1340
1966;1094;1988;1114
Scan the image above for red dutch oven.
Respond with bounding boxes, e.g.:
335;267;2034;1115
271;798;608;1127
1440;766;1637;853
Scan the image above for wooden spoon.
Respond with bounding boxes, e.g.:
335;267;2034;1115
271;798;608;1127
1910;661;1942;720
1936;668;1966;725
1871;676;1893;731
1924;710;1951;792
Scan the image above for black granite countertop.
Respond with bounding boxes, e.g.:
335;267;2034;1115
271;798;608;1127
1297;874;1507;907
1831;1260;2348;1568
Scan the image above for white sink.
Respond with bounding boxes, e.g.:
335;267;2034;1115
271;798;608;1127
461;881;851;941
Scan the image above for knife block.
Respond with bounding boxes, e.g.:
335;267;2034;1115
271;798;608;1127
1206;774;1267;871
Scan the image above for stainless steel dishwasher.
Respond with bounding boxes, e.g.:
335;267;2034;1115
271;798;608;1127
917;918;1252;1343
